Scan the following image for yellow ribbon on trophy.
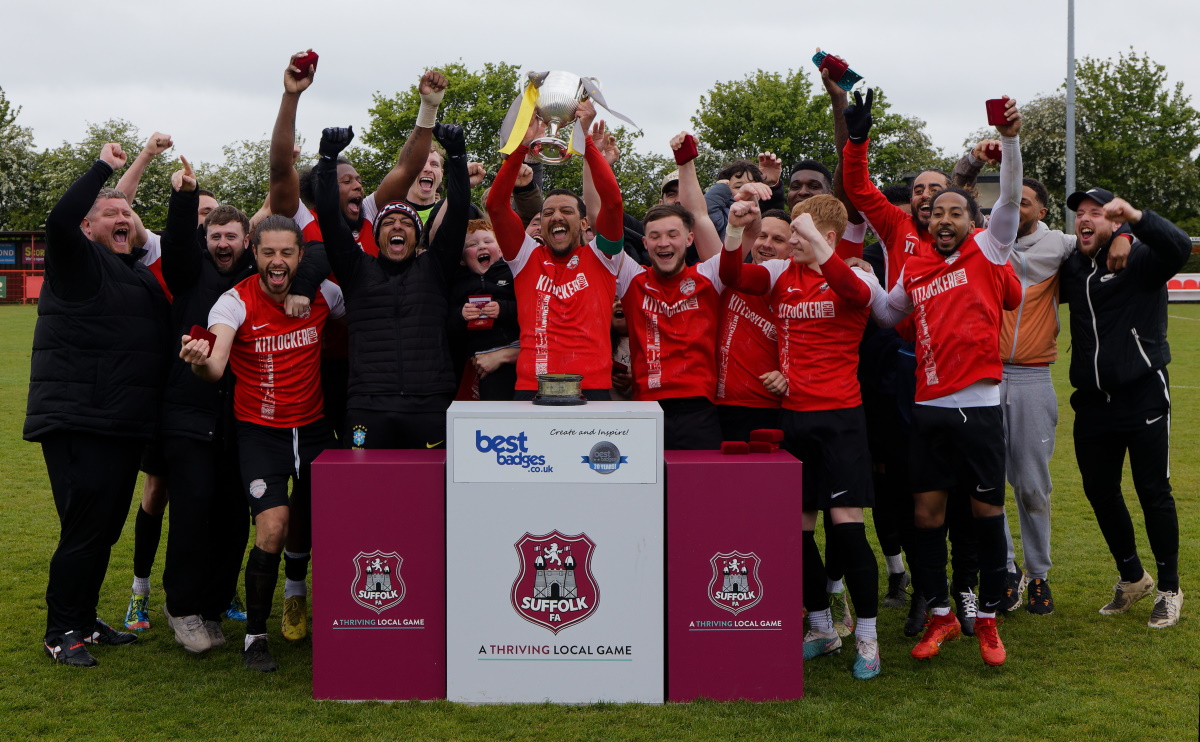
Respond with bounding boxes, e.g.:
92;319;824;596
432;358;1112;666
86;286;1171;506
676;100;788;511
499;81;540;155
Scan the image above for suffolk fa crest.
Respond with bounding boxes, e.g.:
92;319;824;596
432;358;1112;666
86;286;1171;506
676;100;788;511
510;531;599;634
351;550;406;613
709;551;762;615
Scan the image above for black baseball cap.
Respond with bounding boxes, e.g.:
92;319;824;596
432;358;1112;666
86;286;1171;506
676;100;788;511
1066;187;1115;211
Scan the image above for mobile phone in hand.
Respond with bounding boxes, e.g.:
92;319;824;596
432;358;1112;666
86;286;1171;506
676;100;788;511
291;51;319;79
188;324;217;358
813;51;862;91
986;97;1010;127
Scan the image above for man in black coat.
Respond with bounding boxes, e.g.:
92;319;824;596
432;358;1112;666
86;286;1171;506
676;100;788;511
25;143;171;666
313;123;468;449
156;157;256;653
1060;187;1192;629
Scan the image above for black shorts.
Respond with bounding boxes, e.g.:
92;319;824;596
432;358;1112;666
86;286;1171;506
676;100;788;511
658;397;723;451
139;439;168;478
909;404;1005;505
236;418;336;516
716;404;781;444
780;407;874;511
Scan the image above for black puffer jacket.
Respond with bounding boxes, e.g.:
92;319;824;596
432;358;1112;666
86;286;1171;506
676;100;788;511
24;160;171;441
158;188;255;442
313;132;469;400
1060;210;1191;394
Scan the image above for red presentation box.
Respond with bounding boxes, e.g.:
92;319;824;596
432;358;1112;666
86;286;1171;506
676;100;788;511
665;450;804;702
311;449;446;700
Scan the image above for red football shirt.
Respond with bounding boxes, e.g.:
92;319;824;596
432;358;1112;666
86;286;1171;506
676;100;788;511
209;275;345;427
506;234;618;390
617;254;726;402
716;289;780;409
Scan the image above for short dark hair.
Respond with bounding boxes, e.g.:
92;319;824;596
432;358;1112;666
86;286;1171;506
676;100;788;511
930;187;980;220
205;205;250;235
197;189;217;200
790;160;833;188
717;160;763;183
881;183;911;205
298;156;352;208
643;203;694;231
543;189;587;218
1022;177;1049;207
917;168;951;186
253;215;304;248
761;208;791;224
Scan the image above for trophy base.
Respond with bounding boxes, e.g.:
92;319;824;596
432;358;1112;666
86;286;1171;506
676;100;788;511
530;137;573;165
531;373;587;406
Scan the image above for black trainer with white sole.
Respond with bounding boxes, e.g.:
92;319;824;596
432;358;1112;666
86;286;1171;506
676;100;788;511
44;631;98;667
84;617;138;646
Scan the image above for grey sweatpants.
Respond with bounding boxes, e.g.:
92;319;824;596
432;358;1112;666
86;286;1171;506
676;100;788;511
999;364;1055;580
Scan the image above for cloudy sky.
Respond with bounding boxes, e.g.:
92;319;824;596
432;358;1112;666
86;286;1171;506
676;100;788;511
6;0;1198;168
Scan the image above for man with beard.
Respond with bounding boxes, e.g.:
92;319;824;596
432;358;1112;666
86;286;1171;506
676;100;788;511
485;103;625;399
28;143;171;666
869;96;1024;666
993;178;1131;615
311;123;468;448
1060;187;1191;629
151;156;259;654
720;194;884;679
179;216;344;672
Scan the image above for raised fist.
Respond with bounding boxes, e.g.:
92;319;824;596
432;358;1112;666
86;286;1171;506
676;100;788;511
757;152;782;187
144;132;173;156
433;122;467;157
843;88;874;144
99;143;127;170
469;162;488;188
420;70;448;102
319;126;354;159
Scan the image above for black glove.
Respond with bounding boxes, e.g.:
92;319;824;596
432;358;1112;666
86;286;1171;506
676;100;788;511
319;126;354;159
843;88;874;144
432;122;467;158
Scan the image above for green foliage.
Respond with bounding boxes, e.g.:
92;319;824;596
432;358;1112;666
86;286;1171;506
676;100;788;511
986;50;1200;229
196;138;312;220
692;69;949;187
0;87;39;230
533;128;673;221
355;61;524;191
21;120;180;230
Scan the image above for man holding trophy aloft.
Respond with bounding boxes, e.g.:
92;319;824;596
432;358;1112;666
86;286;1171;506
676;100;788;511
486;73;628;401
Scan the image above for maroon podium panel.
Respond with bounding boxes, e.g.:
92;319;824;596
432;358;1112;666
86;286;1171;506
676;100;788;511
665;450;804;702
311;450;446;700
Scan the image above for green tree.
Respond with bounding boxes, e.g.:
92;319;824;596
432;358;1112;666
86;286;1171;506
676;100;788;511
692;68;948;187
978;50;1200;230
0;87;41;230
354;61;523;192
355;61;674;219
23;120;180;230
196;138;312;219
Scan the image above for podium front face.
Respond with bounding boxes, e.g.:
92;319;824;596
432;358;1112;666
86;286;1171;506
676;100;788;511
665;450;805;702
446;401;665;703
311;449;446;701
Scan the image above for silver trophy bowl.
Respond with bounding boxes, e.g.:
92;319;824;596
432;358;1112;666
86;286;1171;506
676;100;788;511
529;71;591;165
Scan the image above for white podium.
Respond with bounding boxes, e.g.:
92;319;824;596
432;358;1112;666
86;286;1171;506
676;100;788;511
445;401;665;703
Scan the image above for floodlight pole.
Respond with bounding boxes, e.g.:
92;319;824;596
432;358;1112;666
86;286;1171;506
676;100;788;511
1065;0;1076;230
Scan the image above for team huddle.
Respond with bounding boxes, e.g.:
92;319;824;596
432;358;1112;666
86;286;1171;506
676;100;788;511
28;52;1190;680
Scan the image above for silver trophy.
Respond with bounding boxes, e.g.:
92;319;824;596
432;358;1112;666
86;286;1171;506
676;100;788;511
528;71;594;165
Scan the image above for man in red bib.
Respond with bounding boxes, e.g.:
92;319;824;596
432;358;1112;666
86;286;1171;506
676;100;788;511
486;104;625;399
870;97;1025;667
180;216;344;673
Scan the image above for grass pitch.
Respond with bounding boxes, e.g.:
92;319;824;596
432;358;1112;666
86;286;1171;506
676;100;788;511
0;304;1196;741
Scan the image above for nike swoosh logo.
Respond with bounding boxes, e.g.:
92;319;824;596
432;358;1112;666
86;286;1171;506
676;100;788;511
425;441;444;449
645;286;660;293
976;485;995;493
786;287;803;293
1146;416;1163;425
542;261;557;267
1040;437;1051;443
252;323;269;331
830;490;847;499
